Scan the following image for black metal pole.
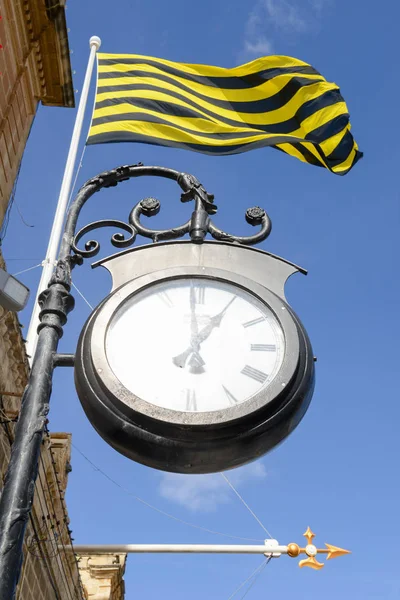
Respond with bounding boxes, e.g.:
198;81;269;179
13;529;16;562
0;273;74;600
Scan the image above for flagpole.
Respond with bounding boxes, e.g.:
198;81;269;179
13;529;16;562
25;35;101;363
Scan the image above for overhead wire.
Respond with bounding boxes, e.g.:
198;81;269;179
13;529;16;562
35;461;76;600
220;472;273;539
28;516;62;600
45;429;85;599
227;558;270;600
11;262;43;277
236;558;271;600
37;453;81;600
13;196;34;229
72;443;264;543
71;282;94;310
0;163;22;245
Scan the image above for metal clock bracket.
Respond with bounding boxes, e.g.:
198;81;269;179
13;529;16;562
70;164;272;261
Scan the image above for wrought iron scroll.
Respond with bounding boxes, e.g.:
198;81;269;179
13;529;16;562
71;220;137;258
63;163;271;264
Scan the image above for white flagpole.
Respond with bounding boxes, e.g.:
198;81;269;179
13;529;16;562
64;542;285;556
25;36;101;363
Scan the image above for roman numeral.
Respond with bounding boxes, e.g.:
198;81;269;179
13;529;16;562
243;316;265;328
158;291;173;308
222;385;238;406
185;389;197;411
251;344;276;352
241;365;268;384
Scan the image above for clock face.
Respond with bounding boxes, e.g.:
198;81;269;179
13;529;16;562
105;277;285;413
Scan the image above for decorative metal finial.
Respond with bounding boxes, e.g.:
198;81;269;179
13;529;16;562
287;527;350;570
140;197;161;216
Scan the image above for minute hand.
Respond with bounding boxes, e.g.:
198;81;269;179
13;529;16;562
172;296;236;369
195;296;236;345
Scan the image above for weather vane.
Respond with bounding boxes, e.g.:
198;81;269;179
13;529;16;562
286;527;351;570
67;526;350;572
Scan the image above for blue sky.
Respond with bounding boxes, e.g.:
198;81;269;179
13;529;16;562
3;0;400;597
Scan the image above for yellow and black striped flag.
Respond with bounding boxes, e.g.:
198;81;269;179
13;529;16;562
87;53;362;175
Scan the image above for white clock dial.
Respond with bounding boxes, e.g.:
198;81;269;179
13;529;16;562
105;278;285;413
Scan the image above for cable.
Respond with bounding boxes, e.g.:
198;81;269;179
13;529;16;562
34;453;78;600
11;262;42;277
237;558;271;600
47;437;85;599
227;559;269;600
29;514;62;600
14;196;34;228
220;472;273;539
71;282;94;310
37;455;80;600
45;431;85;599
26;437;76;599
72;443;264;543
0;103;38;245
40;452;83;600
0;406;18;424
0;163;21;245
35;474;76;600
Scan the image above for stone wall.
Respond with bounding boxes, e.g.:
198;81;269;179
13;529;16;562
78;555;126;600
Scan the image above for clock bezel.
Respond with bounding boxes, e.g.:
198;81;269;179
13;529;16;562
87;266;300;427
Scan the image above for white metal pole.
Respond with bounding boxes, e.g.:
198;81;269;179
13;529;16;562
25;35;101;363
64;543;287;556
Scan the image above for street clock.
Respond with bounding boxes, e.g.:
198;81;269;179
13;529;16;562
75;241;314;474
0;161;321;600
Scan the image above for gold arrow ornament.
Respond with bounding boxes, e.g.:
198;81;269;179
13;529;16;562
286;527;350;570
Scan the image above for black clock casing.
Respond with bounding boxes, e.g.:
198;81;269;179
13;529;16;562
74;241;315;474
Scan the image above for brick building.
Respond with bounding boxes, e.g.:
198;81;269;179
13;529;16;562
0;1;126;597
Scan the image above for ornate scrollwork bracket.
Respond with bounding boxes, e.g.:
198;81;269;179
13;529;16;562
67;163;271;264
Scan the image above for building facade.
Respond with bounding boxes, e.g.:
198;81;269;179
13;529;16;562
0;0;74;221
0;2;126;597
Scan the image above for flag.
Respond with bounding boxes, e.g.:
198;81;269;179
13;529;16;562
87;53;362;175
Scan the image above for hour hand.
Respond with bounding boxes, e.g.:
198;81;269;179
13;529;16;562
172;348;205;370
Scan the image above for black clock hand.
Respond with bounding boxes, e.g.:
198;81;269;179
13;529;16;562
195;295;236;345
172;285;204;369
190;284;199;339
172;296;235;368
172;346;204;369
